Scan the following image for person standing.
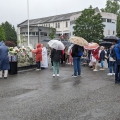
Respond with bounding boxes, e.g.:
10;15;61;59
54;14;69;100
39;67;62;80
107;45;116;75
99;46;105;70
68;44;74;65
50;48;53;68
91;48;99;71
71;44;84;77
0;41;10;79
32;43;42;71
51;49;62;77
113;39;120;84
41;44;48;68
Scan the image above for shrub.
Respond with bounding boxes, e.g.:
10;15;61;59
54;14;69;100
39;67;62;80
5;40;16;47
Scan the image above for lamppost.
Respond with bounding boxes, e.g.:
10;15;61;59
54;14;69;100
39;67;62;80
38;25;42;43
27;0;30;46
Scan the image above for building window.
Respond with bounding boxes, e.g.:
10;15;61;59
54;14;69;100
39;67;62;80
107;19;111;23
56;23;57;28
102;18;106;22
66;21;68;27
108;30;110;35
31;32;35;35
36;32;38;35
58;23;60;28
113;31;115;35
40;32;47;36
29;32;32;35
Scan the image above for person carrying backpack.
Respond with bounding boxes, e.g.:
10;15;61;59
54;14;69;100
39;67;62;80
71;44;84;77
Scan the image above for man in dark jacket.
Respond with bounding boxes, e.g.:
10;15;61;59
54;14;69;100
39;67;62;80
72;44;84;77
99;46;105;70
51;49;62;77
113;39;120;84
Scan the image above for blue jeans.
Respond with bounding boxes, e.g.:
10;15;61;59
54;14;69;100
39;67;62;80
101;60;104;68
115;65;120;83
109;61;116;73
73;57;81;76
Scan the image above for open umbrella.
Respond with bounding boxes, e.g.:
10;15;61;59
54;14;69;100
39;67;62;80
48;40;65;50
84;42;99;50
69;36;88;46
103;36;118;42
99;41;112;47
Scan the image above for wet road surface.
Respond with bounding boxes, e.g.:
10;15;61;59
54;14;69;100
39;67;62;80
0;65;120;120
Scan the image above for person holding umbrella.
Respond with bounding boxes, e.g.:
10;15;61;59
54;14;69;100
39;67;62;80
70;36;88;77
84;42;99;71
48;40;65;77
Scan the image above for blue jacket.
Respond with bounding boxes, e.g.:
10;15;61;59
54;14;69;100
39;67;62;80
114;39;120;65
0;41;10;70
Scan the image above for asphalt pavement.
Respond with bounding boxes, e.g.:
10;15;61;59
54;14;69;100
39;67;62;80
0;63;120;120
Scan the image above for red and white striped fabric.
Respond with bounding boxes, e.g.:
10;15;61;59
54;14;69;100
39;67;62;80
84;42;99;50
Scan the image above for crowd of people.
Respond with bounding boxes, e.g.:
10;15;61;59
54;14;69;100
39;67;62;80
50;39;120;85
1;39;120;85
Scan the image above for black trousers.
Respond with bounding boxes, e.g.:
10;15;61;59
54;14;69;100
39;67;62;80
36;62;41;69
115;65;120;83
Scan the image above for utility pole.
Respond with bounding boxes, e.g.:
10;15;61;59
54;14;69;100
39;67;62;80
27;0;30;46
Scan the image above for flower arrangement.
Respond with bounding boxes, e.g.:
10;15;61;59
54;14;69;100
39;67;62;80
9;45;35;67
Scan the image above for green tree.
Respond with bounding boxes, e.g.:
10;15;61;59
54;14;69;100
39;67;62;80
117;14;120;37
73;6;105;43
0;25;6;41
101;0;120;37
49;27;56;39
1;21;17;43
101;0;120;14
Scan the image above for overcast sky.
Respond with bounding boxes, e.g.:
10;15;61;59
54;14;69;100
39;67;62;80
0;0;106;28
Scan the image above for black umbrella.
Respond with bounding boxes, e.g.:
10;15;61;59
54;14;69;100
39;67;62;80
99;41;112;47
103;36;118;42
42;39;50;42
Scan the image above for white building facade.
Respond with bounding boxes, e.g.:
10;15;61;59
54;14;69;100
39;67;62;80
17;8;117;47
70;12;117;37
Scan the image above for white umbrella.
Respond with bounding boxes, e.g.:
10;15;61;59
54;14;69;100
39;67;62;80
48;40;65;50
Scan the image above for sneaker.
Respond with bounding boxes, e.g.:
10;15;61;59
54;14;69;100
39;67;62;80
78;75;81;77
52;74;55;77
100;68;104;70
107;73;112;76
72;75;77;77
112;73;115;75
36;69;40;71
93;69;98;71
57;74;59;76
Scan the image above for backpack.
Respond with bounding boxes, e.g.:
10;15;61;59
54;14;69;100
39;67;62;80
77;46;84;57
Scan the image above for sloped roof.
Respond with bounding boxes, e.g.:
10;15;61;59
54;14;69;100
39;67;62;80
18;7;99;27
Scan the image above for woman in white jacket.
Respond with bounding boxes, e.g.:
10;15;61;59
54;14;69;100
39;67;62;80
41;44;48;68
